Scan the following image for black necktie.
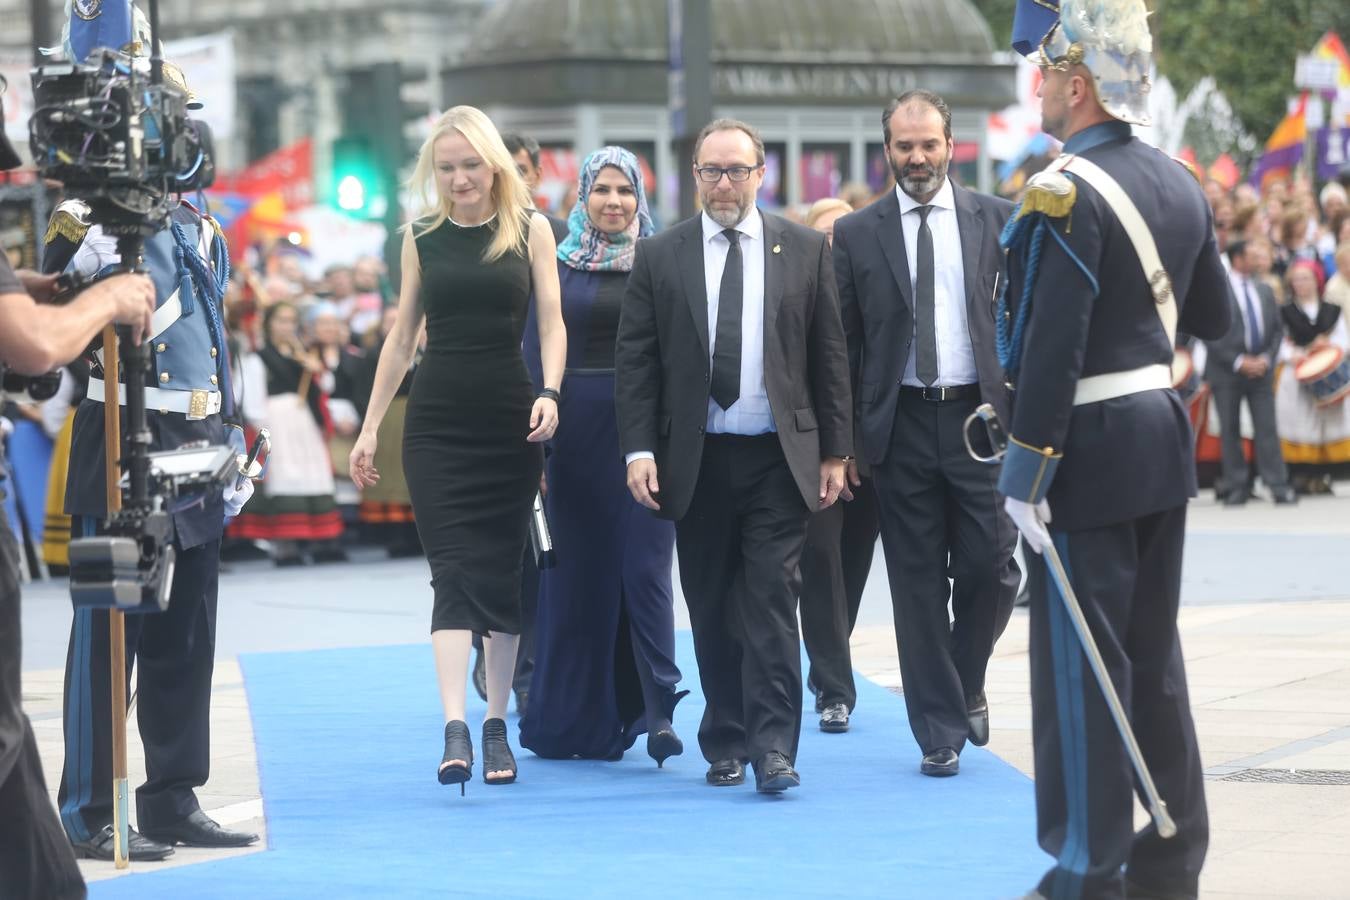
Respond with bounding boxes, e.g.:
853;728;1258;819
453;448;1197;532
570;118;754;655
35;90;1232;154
914;205;938;386
711;228;743;410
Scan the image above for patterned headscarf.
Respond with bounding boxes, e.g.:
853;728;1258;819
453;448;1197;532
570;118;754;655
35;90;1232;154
557;146;655;273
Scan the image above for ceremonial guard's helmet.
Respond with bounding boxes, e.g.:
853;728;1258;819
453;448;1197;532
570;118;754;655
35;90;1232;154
1012;0;1154;126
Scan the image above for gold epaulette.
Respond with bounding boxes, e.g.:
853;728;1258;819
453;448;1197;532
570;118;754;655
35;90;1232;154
43;201;91;246
1172;156;1203;185
1014;170;1077;221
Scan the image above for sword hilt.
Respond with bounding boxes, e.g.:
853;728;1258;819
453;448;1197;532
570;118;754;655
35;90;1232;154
962;402;1008;464
236;427;270;488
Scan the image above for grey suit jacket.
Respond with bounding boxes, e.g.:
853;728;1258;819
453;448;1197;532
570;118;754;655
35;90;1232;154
1204;276;1283;386
614;211;853;521
833;183;1012;464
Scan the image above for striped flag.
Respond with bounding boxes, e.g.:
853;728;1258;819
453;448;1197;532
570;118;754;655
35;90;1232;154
1250;93;1307;189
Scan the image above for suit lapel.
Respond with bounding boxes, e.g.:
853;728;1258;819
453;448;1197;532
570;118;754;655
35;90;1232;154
762;211;785;343
675;218;710;357
875;191;912;312
952;184;986;323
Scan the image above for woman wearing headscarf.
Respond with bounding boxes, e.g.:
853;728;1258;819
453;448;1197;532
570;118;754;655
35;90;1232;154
520;147;688;765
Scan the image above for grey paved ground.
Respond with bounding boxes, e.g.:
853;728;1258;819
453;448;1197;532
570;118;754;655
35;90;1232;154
18;491;1350;896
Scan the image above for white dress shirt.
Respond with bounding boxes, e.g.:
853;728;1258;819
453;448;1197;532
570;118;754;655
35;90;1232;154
701;209;774;436
625;209;774;466
894;180;978;387
1227;271;1268;367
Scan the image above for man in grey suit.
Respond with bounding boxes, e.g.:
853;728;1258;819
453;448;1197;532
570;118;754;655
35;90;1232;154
615;118;853;794
834;90;1019;777
1204;239;1296;505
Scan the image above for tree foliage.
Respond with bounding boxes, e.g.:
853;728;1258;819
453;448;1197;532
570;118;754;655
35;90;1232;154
968;0;1350;150
1153;1;1350;145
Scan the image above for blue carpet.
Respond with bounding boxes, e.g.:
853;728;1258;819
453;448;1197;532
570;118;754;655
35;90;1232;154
91;638;1044;899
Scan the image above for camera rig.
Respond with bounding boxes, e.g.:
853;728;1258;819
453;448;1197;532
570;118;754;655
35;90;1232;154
28;36;233;613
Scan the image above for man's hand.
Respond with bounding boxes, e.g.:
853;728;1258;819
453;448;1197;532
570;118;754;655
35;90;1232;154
846;459;862;489
16;269;60;303
223;477;255;519
88;273;155;345
1237;354;1269;379
819;457;851;509
626;458;661;511
1005;497;1052;555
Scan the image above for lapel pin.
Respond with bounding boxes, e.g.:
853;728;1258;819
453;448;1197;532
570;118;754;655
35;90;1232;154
772;244;781;254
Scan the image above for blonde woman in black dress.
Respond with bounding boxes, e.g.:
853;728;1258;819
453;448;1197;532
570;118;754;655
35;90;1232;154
350;106;565;791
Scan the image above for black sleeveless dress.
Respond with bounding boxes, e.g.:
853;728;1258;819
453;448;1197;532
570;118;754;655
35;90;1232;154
404;217;543;635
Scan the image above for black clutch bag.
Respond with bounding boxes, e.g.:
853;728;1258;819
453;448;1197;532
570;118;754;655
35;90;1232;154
529;491;556;569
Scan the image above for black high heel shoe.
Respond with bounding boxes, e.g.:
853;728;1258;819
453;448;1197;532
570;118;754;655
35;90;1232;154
647;729;683;768
647;689;691;769
481;718;517;785
438;720;473;795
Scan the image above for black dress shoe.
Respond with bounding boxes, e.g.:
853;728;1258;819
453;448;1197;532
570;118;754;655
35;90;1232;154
140;810;259;848
70;824;175;861
753;751;800;793
1222;490;1249;507
920;747;959;777
514;689;529;718
705;758;745;786
1273;489;1299;505
819;702;849;733
966;692;990;747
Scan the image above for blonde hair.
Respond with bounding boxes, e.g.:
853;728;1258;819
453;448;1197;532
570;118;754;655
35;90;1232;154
804;197;853;229
406;106;532;263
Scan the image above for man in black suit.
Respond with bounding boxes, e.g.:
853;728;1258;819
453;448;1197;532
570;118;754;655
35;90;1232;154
1204;239;1295;505
834;90;1019;778
615;118;852;794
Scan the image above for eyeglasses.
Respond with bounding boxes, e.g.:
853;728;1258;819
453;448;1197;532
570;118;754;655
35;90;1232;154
695;165;758;184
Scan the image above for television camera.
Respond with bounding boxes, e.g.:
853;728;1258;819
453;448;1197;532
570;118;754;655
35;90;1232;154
25;38;236;613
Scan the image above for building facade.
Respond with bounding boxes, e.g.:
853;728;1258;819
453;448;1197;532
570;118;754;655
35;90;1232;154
444;0;1015;223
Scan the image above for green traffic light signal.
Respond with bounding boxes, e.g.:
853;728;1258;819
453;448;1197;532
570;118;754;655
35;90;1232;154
330;135;382;218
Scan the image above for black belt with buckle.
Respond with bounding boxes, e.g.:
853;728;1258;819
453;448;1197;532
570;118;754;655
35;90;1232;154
900;384;981;403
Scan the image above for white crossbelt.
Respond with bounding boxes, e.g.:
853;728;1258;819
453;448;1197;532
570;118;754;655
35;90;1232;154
94;289;183;370
1049;154;1180;407
87;376;221;419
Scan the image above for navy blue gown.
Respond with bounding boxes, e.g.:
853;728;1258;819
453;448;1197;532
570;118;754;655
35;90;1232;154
520;264;683;759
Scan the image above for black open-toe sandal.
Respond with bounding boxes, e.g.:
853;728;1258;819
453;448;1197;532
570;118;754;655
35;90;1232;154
438;720;473;795
481;717;517;785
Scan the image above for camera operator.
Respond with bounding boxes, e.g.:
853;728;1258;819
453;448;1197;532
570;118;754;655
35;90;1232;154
0;121;154;900
42;64;260;860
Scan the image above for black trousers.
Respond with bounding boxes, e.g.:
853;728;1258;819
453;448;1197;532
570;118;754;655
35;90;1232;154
675;435;811;765
1031;505;1208;900
799;475;879;710
472;548;537;695
0;507;86;900
872;392;1018;754
1209;373;1290;496
58;516;219;839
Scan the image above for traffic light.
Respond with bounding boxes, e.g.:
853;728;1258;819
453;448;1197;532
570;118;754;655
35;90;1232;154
330;135;383;219
335;63;432;275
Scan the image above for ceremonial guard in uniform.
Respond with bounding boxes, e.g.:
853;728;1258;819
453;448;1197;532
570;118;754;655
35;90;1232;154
48;191;260;861
998;2;1232;897
41;41;261;855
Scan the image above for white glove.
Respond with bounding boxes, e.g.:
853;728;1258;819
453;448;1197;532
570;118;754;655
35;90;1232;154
223;477;255;519
1004;497;1052;555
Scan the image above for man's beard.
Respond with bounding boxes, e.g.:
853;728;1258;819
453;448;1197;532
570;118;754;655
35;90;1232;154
702;191;752;228
891;154;949;201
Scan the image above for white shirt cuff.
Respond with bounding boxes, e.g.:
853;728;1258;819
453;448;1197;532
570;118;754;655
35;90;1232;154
625;451;655;466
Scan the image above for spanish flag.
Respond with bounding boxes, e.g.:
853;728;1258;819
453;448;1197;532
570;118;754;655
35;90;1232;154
1250;93;1306;189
